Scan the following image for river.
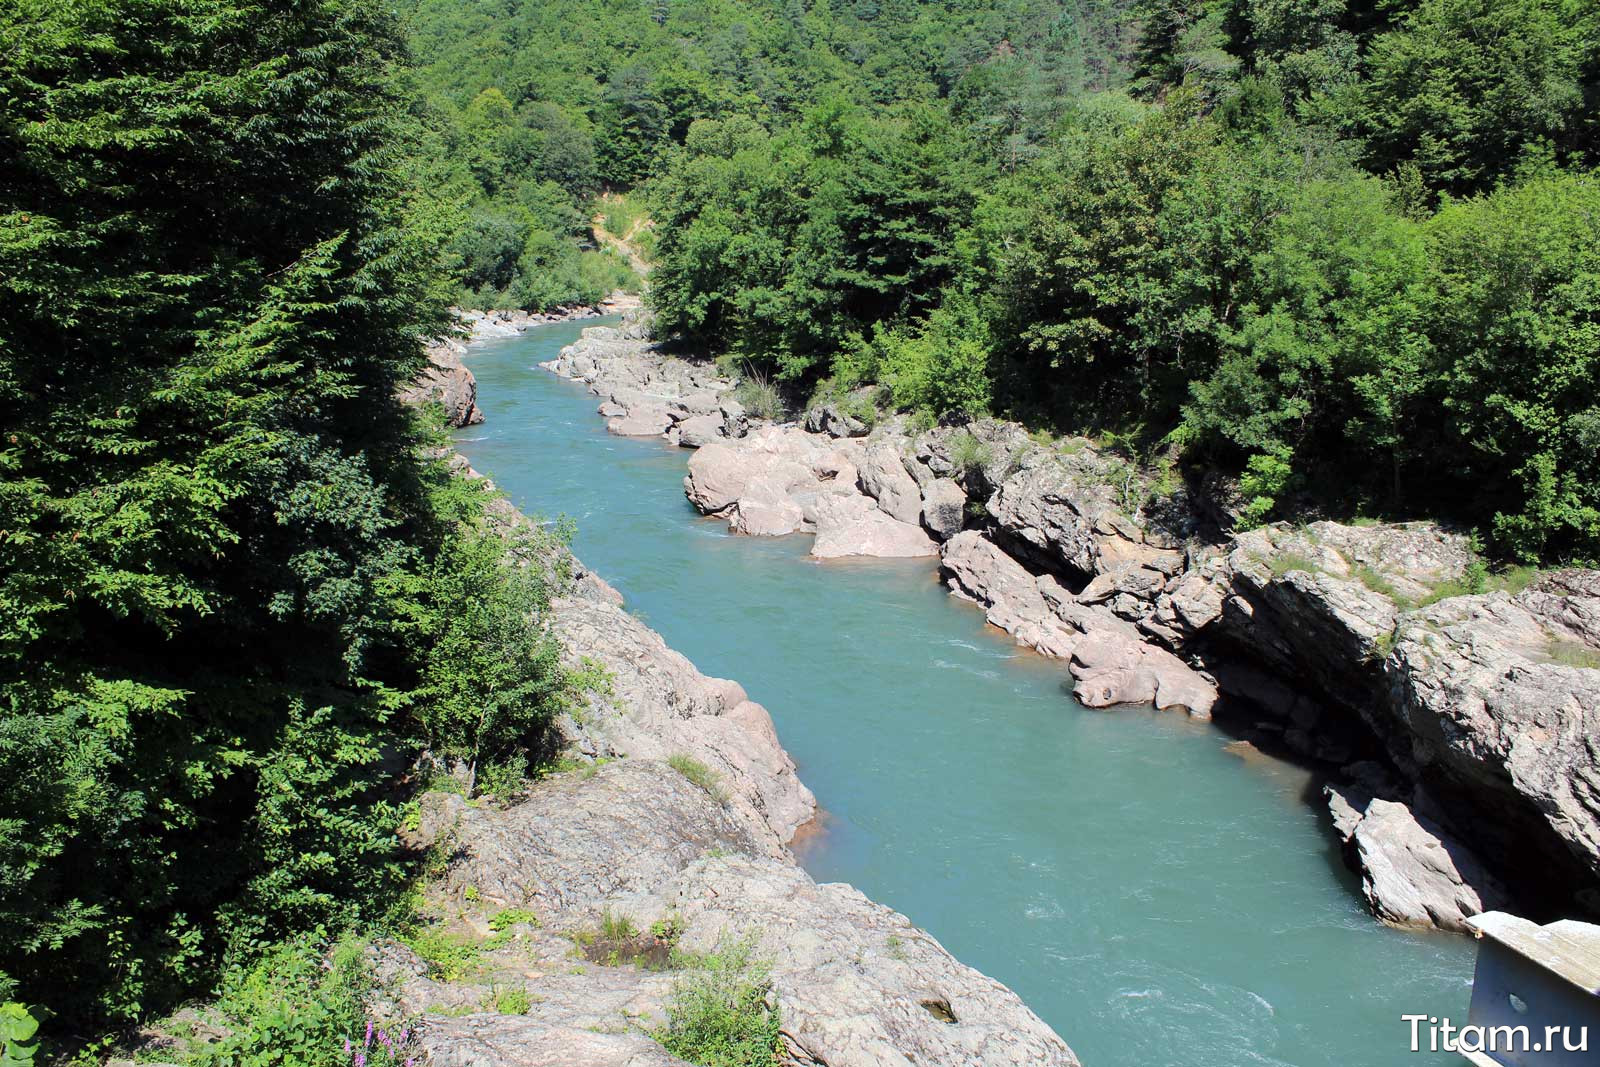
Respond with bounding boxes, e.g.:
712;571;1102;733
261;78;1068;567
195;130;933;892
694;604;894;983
454;317;1475;1067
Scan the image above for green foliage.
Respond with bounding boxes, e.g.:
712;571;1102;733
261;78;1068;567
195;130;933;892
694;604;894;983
0;0;574;1030
1236;451;1295;529
199;934;394;1067
488;908;540;933
0;1004;39;1067
1359;0;1598;196
650;103;980;380
667;755;729;806
656;935;783;1067
866;296;992;417
732;371;786;423
387;520;568;797
404;926;485;983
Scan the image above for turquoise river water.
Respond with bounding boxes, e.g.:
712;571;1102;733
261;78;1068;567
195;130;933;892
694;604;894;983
454;318;1476;1067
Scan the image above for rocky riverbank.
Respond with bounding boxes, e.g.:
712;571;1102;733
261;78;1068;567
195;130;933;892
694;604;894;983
401;296;643;427
540;313;1600;936
374;463;1080;1059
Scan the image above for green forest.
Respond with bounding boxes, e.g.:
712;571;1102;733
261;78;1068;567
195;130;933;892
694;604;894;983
1;0;1598;1058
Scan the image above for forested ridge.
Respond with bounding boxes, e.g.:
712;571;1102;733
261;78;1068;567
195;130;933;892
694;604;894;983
1;0;1598;1058
636;0;1600;564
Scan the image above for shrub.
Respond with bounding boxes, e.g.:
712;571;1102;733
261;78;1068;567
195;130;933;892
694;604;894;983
488;987;531;1015
488;908;540;934
874;296;991;417
733;369;785;421
198;934;418;1067
403;927;485;983
948;432;993;481
656;935;782;1067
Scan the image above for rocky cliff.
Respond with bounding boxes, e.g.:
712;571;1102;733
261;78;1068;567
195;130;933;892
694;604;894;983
541;313;1600;936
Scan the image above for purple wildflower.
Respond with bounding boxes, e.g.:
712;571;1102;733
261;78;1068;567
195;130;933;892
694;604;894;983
343;1039;352;1054
398;1029;410;1045
354;1054;366;1067
365;1021;374;1049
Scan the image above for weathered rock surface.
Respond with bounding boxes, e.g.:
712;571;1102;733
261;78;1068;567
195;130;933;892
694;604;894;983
812;492;938;559
665;856;1081;1067
1219;525;1600;914
553;570;816;846
940;532;1217;718
1326;789;1511;933
416;760;770;921
857;443;923;525
401;337;483;427
422;1017;690;1067
1383;571;1600;901
919;478;966;541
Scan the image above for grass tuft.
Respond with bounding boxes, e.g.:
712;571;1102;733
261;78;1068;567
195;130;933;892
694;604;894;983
1548;639;1600;670
668;754;730;805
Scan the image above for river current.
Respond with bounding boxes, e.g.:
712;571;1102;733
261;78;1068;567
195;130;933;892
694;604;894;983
453;318;1474;1067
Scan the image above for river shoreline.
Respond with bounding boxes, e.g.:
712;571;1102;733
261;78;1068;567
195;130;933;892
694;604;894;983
382;318;1085;1067
537;312;1600;936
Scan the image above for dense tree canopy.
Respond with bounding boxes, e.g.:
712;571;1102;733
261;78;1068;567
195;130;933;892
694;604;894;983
0;0;570;1025
643;0;1600;561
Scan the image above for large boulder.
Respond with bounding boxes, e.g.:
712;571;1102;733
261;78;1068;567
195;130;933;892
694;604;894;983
812;493;937;559
1069;631;1218;720
803;392;875;438
607;406;674;437
684;441;755;514
401;338;482;427
857;442;923;525
1326;791;1512;933
675;413;724;449
939;532;1080;659
984;448;1184;588
919;478;966;541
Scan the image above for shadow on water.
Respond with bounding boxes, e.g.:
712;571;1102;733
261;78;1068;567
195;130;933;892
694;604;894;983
456;319;1476;1067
